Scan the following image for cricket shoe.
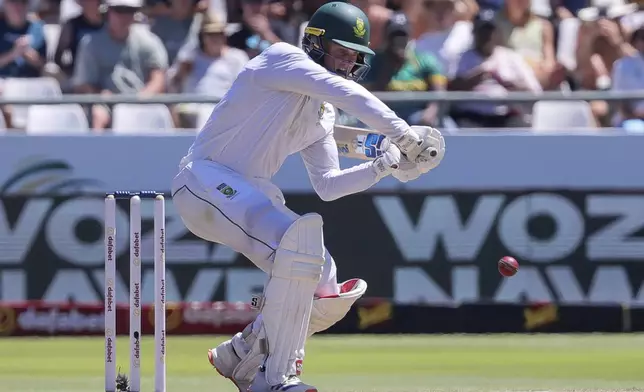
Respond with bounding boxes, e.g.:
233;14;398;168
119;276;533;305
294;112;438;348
208;338;250;392
250;367;317;392
208;324;261;392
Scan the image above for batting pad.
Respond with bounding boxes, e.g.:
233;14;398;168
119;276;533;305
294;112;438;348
308;278;367;336
261;213;325;386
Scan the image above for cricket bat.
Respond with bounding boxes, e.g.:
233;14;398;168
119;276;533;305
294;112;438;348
333;125;387;161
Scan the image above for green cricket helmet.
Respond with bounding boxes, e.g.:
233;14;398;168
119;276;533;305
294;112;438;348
302;1;374;81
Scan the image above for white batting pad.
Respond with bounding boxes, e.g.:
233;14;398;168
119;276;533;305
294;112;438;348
224;279;367;386
260;213;325;386
309;278;367;336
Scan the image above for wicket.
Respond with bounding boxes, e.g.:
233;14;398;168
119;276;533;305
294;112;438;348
104;191;166;392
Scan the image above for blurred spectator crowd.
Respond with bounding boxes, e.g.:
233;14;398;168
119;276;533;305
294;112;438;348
0;0;643;132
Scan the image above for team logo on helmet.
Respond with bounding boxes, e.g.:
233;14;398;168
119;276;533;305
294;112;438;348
354;17;366;38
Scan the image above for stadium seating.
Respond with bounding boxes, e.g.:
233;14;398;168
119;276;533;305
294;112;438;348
26;104;90;134
532;100;596;131
111;104;175;133
3;77;63;129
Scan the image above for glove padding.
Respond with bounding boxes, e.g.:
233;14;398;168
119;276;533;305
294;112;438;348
412;126;445;173
372;137;401;180
392;155;422;183
393;126;445;172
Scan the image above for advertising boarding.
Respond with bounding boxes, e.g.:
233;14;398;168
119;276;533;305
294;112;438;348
0;134;643;305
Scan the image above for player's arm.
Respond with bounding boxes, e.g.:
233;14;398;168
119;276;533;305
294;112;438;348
254;45;443;164
300;132;399;201
253;45;413;141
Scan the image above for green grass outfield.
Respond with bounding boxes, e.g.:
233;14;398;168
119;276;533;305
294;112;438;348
1;334;643;391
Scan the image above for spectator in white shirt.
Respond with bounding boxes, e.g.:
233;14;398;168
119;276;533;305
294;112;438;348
611;26;644;131
448;9;542;128
170;13;248;127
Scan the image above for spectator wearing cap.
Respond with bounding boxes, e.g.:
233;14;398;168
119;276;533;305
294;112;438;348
228;0;297;58
170;13;248;127
72;0;168;130
494;0;566;89
448;10;541;128
574;0;636;125
611;25;644;131
0;0;47;78
410;0;473;78
54;0;105;79
363;12;445;127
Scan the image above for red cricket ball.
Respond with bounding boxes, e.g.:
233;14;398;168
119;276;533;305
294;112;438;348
498;256;519;277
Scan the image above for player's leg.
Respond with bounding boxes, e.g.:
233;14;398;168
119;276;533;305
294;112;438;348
207;194;367;389
251;272;368;385
207;322;257;390
211;216;330;392
246;213;325;392
172;161;302;391
171;161;344;390
172;160;295;273
215;238;366;390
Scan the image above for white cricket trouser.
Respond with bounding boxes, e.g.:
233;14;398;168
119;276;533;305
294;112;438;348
171;159;340;298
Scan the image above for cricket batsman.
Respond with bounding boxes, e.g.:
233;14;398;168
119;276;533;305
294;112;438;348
170;2;445;391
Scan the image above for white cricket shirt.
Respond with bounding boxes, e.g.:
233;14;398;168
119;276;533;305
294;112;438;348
180;42;410;201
